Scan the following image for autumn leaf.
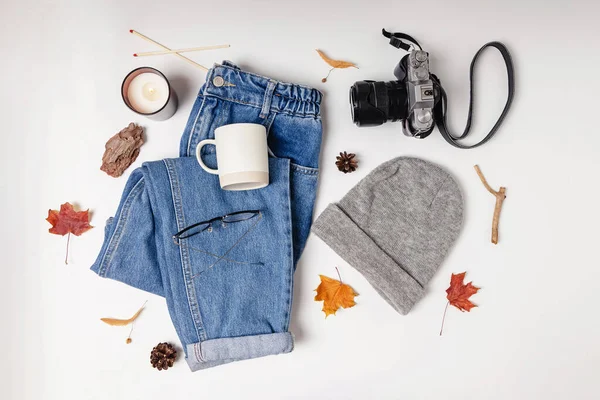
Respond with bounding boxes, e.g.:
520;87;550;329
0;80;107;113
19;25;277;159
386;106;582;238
314;268;358;317
101;303;146;326
446;272;480;312
46;202;93;265
440;272;480;335
316;49;358;69
101;301;147;344
316;49;358;82
47;202;93;236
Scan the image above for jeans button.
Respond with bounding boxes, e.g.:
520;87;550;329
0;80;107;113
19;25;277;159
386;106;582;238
212;76;224;87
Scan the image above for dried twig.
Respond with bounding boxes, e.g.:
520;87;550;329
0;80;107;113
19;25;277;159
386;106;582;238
474;165;506;244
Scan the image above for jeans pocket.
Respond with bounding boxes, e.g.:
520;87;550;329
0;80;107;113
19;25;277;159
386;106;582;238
187;205;293;338
290;162;319;176
289;164;319;263
179;210;264;278
267;112;322;171
194;258;290;339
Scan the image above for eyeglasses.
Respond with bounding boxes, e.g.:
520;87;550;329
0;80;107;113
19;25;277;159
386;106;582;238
172;210;261;245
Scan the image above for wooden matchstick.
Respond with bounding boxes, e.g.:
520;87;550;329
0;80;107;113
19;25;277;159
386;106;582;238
134;44;230;57
129;29;208;71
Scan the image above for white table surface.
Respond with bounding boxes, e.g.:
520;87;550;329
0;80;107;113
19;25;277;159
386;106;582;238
2;0;599;399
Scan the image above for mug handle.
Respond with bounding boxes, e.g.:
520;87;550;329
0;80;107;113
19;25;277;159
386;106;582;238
195;139;219;175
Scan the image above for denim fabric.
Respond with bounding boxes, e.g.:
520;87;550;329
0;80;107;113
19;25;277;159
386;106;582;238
91;62;322;371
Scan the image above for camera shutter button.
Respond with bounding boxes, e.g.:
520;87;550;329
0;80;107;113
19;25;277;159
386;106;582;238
415;51;428;62
416;110;432;123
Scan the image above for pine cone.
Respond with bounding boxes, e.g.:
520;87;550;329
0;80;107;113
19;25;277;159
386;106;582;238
335;151;358;173
150;342;177;371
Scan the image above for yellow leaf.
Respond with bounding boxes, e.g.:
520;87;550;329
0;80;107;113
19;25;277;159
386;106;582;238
316;49;358;69
100;301;146;326
314;274;358;317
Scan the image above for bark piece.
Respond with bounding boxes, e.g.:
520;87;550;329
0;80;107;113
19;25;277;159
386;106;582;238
474;165;506;244
101;123;144;177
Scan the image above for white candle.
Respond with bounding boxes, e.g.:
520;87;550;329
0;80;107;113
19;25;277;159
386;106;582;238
126;72;170;114
122;67;178;120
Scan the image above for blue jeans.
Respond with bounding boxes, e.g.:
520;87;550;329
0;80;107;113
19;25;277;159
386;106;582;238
91;62;322;371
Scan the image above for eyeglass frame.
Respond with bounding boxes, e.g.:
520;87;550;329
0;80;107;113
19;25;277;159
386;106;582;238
172;210;261;244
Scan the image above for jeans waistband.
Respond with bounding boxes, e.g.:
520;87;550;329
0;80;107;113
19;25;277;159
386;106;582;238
203;61;322;118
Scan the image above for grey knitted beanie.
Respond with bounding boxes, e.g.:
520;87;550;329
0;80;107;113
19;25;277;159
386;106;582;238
312;157;463;315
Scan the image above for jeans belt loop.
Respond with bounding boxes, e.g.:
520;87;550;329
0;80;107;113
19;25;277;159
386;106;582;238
260;80;277;119
204;65;216;96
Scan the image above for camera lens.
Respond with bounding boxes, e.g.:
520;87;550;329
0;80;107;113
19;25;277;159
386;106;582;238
350;80;408;127
350;85;357;122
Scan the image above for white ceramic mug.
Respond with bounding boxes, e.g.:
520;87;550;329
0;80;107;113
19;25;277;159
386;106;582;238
195;123;269;191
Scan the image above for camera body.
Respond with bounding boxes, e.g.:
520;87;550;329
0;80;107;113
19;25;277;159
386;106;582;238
350;49;437;138
351;29;515;149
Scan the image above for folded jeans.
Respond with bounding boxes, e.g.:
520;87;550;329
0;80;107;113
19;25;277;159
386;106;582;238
91;62;323;371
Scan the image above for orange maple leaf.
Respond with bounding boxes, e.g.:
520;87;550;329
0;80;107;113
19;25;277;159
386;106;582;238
314;270;358;317
46;202;93;264
440;272;480;335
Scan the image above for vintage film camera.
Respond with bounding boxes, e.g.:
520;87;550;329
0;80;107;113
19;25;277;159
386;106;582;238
350;30;515;149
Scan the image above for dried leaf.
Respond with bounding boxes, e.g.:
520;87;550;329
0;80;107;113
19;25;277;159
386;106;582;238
314;272;357;317
446;272;480;312
46;202;93;264
316;49;358;69
101;302;146;326
47;202;93;236
316;49;358;82
440;272;480;335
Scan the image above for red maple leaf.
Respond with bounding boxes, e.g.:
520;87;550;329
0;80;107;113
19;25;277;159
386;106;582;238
46;202;93;264
446;272;480;312
440;272;480;335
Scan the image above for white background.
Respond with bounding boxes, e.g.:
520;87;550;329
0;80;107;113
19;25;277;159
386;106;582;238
2;0;599;399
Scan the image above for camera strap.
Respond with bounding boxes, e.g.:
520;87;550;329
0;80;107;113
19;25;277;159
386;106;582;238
432;42;515;149
382;29;422;51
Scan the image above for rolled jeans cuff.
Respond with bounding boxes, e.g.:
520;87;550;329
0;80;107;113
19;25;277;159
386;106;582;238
186;332;294;371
